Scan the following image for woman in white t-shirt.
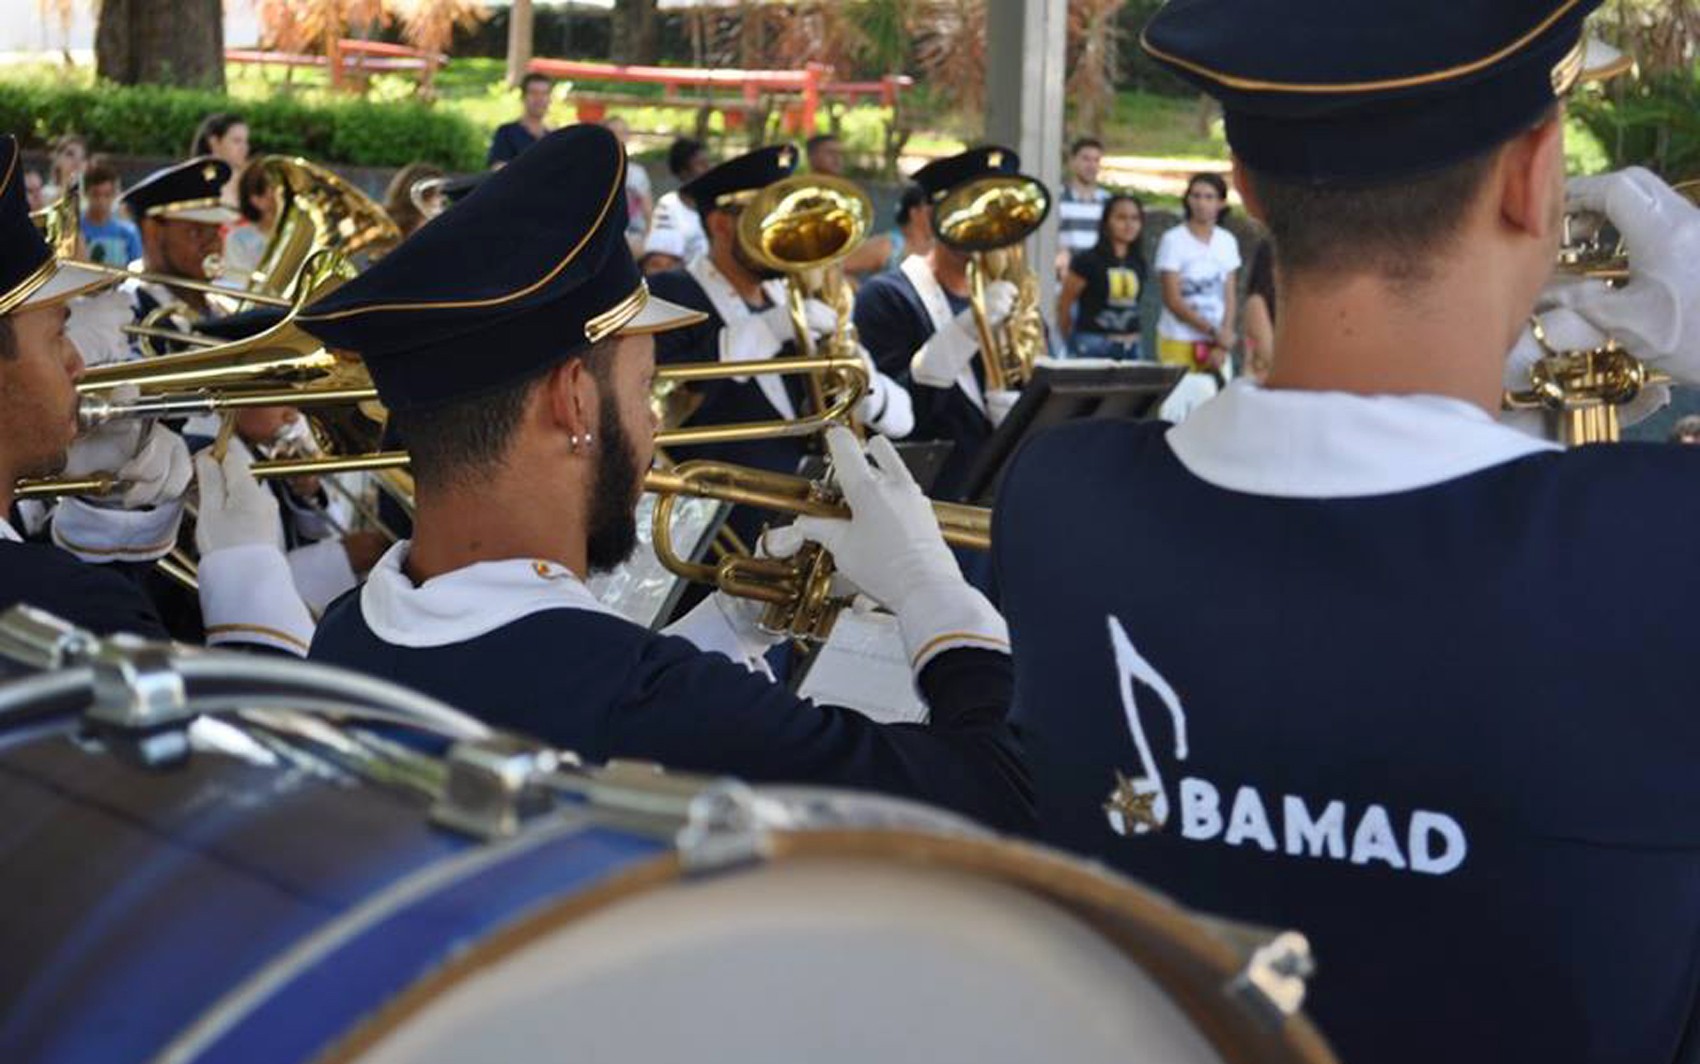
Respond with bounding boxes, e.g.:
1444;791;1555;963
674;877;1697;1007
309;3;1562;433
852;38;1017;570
1155;172;1241;380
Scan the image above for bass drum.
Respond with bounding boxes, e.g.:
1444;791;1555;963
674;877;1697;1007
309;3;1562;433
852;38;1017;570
0;647;1337;1064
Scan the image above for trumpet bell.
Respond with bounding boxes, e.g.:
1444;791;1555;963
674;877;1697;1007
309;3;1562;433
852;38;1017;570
933;175;1052;254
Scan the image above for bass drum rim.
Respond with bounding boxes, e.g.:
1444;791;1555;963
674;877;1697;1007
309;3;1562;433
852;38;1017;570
318;827;1337;1064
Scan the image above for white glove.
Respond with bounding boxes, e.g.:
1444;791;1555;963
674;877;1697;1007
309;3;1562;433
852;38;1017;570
764;427;1007;669
63;420;193;510
910;281;1018;388
985;388;1020;429
195;448;284;555
66;288;135;369
721;298;837;365
764;428;958;613
852;341;915;438
1501;304;1670;436
1550;168;1700;385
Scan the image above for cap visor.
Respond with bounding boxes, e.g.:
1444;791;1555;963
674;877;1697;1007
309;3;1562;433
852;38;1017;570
164;204;242;225
620;292;708;335
22;261;115;308
1580;36;1635;83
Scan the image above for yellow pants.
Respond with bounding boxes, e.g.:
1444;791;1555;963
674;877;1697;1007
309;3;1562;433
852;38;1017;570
1158;336;1209;368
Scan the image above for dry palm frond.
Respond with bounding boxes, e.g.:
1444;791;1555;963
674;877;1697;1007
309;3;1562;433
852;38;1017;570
909;0;987;118
1067;0;1126;137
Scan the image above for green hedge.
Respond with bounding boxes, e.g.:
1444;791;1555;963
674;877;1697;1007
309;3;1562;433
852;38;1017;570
0;80;485;171
1571;72;1700;179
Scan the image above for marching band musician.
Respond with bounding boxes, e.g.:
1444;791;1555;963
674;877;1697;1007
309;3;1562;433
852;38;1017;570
852;147;1025;501
994;2;1700;1060
299;126;1031;831
646;144;914;483
0;135;311;653
118;157;240;350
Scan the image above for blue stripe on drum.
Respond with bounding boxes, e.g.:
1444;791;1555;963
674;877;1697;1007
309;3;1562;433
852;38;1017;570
164;820;669;1064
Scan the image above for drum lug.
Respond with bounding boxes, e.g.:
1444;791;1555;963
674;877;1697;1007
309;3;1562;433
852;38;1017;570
85;640;194;769
430;736;561;841
1225;930;1316;1027
0;604;101;672
677;781;772;875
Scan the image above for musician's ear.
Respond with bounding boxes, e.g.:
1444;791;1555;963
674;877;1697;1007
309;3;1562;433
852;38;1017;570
1497;107;1565;242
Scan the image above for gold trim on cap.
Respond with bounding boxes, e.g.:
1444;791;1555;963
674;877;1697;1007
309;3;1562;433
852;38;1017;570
145;197;231;219
1140;0;1588;95
585;282;649;343
0;256;59;317
1550;39;1585;94
300;153;625;324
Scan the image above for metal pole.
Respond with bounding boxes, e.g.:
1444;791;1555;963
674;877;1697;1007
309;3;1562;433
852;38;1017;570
984;0;1068;314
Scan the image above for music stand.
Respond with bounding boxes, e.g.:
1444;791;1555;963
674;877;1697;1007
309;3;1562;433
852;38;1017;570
959;359;1185;505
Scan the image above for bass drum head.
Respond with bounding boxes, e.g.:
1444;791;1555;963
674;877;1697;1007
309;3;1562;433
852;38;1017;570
353;856;1220;1064
343;824;1333;1064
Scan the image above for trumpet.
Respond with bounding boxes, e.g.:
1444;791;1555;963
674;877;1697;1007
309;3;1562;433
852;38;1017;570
648;461;990;641
1504;180;1700;445
932;173;1051;392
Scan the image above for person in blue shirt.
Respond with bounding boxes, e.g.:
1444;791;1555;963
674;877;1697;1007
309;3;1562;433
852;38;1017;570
995;2;1700;1061
487;73;553;169
78;162;141;268
298;125;1032;832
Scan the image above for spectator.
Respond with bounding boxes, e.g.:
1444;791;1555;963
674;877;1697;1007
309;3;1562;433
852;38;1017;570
1670;415;1700;445
1055;137;1109;274
639;226;685;275
488;73;554;169
384;162;446;240
605;117;653;245
78;161;143;267
223;161;280;283
806;133;846;176
41;133;87;203
884;181;934;271
648;137;712;264
1154;170;1240;419
1241;239;1276;381
189;113;250;204
23;169;45;212
1055;193;1146;361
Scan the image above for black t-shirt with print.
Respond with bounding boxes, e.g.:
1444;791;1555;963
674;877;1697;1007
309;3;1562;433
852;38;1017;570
1069;246;1146;335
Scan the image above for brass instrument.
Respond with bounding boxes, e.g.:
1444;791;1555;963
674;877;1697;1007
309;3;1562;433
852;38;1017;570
242;156;400;303
735;174;874;415
1504;179;1700;445
932;174;1052;392
648;462;990;641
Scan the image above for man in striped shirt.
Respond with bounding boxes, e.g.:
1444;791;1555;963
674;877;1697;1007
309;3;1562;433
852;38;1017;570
1055;137;1110;274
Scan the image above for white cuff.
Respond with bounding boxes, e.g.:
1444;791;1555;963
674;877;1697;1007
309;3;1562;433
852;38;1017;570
662;592;779;677
286;538;359;615
198;543;316;656
51;497;184;563
861;372;915;439
894;578;1010;672
718;317;781;383
279;489;337;542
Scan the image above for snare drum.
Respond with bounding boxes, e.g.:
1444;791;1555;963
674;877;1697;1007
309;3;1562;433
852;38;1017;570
0;631;1337;1064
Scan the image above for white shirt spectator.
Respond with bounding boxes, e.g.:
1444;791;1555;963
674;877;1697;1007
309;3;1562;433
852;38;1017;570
1154;223;1242;342
649;190;708;265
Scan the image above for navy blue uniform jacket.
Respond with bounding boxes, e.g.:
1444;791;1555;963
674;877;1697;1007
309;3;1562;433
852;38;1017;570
0;539;168;639
311;598;1034;833
996;416;1700;1064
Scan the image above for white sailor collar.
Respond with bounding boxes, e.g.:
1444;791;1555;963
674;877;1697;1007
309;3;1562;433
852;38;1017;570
1167;379;1560;499
0;517;20;543
360;540;617;648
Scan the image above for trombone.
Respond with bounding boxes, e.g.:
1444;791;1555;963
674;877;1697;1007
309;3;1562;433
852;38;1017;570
932;174;1052;392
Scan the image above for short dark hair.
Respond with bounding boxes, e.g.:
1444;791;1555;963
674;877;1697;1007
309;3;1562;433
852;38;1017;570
894;182;928;227
1093;192;1143;253
236;162;271;224
806;133;839;153
388;339;617;489
1070;137;1104;157
668;137;706;179
519;72;553;93
190;113;244;157
1244;149;1495;284
83;162;119;190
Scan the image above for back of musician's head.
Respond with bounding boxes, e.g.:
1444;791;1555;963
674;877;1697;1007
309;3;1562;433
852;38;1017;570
668;137;706;180
390;338;618;490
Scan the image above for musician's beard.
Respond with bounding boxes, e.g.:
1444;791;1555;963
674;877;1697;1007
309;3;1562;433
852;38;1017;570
732;238;784;282
585;401;641;575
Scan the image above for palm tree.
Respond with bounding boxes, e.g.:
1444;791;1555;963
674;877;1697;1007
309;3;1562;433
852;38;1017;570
396;0;487;97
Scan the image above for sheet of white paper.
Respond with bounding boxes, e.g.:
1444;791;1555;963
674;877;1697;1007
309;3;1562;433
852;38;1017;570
797;611;928;725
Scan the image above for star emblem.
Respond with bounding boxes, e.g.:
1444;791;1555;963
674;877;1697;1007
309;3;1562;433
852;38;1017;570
202;164;219;183
1103;771;1163;837
987;150;1005;169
